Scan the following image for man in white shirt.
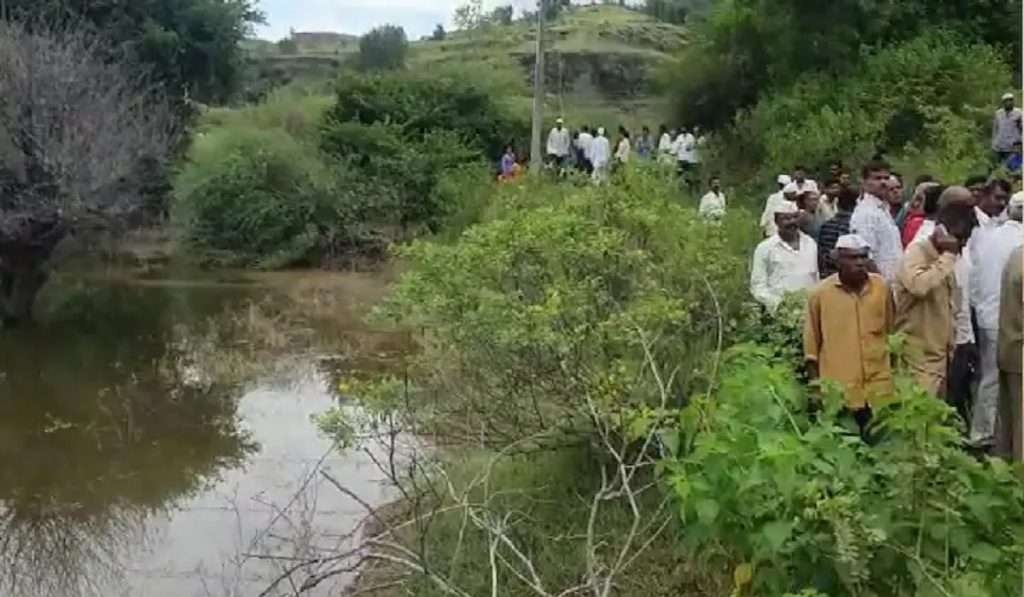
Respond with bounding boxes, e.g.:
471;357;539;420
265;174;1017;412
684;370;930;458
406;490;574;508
590;127;611;184
975;178;1010;230
760;174;792;237
851;159;903;283
657;125;675;164
576;126;594;173
546;118;571;168
750;202;819;312
699;176;726;221
969;189;1023;448
992;92;1022;161
790;165;819;195
673;128;696;171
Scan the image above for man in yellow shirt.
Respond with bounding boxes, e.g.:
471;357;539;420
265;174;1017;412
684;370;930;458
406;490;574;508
804;234;895;436
893;201;977;397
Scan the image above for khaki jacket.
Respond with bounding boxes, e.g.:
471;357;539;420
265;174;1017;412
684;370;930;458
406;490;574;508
893;240;959;390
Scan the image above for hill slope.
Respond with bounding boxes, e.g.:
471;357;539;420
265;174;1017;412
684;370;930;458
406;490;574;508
241;6;685;129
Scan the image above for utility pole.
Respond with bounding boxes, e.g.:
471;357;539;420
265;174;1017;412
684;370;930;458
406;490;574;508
529;0;546;173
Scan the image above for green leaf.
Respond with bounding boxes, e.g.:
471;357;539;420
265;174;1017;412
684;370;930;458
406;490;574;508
696;499;720;524
761;520;794;551
969;542;1002;564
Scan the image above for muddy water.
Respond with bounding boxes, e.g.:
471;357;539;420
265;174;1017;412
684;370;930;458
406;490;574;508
0;268;408;597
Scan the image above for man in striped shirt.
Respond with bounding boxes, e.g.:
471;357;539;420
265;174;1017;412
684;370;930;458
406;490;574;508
817;185;858;278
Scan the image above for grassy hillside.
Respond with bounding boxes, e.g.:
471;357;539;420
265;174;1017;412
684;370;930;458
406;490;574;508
241;5;685;130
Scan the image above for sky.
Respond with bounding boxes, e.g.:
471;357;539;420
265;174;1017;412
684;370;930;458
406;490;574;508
254;0;535;42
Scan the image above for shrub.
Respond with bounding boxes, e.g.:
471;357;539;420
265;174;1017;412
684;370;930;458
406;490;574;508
199;85;333;141
428;161;497;241
665;0;1020;133
368;167;756;447
664;346;1024;596
173;127;368;267
319;71;526;229
357;24;408;71
706;31;1010;195
322;71;526;158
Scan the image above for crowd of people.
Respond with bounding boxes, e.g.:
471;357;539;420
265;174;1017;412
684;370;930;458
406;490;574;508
498;119;708;186
752;155;1023;458
499;96;1024;460
749;94;1024;455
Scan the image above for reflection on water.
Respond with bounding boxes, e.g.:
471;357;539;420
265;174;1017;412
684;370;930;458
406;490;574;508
0;269;404;597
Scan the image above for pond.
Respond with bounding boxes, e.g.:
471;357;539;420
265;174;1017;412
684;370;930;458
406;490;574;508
0;267;409;597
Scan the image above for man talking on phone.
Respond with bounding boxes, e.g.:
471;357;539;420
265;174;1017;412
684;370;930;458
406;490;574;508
893;195;979;397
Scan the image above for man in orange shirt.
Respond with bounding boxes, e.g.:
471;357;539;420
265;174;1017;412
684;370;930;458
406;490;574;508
804;234;895;437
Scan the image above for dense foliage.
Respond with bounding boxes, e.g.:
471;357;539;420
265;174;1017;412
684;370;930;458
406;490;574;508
643;0;711;24
667;346;1024;596
5;0;264;104
710;31;1010;188
173;89;377;266
357;25;408;71
667;0;1021;131
319;71;525;231
329;169;1024;595
367;168;755;445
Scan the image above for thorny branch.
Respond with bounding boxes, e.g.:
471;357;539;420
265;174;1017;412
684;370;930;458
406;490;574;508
250;326;683;597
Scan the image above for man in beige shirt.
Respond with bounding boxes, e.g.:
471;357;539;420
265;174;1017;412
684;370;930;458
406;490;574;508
893;201;978;397
997;246;1023;460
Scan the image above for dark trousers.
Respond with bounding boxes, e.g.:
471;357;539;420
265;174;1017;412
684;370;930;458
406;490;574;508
947;343;977;427
835;406;874;442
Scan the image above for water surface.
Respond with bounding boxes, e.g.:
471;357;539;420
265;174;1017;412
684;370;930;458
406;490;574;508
0;268;406;597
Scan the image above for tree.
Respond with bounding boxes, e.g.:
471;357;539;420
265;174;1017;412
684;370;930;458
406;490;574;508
3;0;264;104
431;23;446;41
0;20;179;324
490;5;514;26
276;36;298;54
357;25;408;71
453;0;484;31
667;0;1021;131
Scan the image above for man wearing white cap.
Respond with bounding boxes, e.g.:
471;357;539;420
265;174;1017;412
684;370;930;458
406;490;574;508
759;174;792;237
590;127;611;183
992;93;1022;162
790;165;819;195
546;118;571;168
750;201;818;312
804;233;894;435
968;192;1024;450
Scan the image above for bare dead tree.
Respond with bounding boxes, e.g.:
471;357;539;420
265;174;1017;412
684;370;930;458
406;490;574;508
251;324;685;597
0;19;179;324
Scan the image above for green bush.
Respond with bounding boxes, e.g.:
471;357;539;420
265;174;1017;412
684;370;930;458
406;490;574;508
199;86;333;141
665;0;1020;132
368;167;756;446
319;70;526;230
428;162;497;241
357;25;408;71
665;346;1024;596
707;31;1009;195
322;71;527;158
173;127;368;267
